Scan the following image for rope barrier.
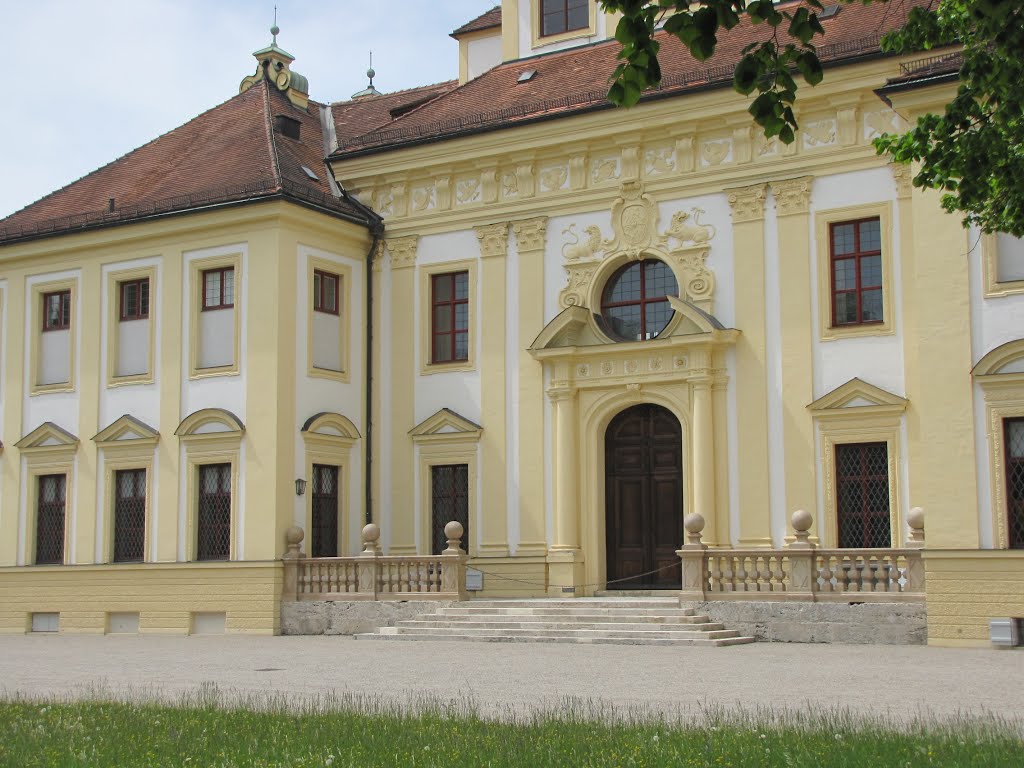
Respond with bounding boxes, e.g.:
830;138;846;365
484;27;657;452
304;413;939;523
468;560;682;591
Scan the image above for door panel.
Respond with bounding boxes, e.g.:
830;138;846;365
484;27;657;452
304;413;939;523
605;404;683;589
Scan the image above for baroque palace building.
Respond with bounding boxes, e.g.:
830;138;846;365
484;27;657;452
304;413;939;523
0;0;1022;645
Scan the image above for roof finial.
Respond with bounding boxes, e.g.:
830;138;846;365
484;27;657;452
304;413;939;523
367;51;375;87
271;6;279;45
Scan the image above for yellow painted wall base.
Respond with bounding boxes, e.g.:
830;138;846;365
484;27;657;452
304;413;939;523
0;562;282;635
466;556;549;598
924;550;1024;646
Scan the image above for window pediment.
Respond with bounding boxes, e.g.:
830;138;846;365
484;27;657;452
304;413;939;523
301;412;361;444
410;409;482;443
175;408;245;439
809;378;907;416
16;422;79;453
973;339;1024;377
93;415;160;446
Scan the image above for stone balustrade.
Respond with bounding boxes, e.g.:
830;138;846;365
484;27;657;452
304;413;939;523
281;521;469;602
678;509;926;603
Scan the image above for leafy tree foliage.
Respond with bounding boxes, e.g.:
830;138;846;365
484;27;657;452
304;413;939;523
600;0;1024;236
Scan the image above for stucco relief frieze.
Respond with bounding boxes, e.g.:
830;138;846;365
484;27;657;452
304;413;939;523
540;165;569;192
385;235;418;269
552;347;722;393
701;139;731;167
475;222;509;259
456;176;481;205
644;145;675;177
770;177;813;217
501;171;519;200
557;181;717;312
803;118;837;148
411;184;435;212
591;155;621;185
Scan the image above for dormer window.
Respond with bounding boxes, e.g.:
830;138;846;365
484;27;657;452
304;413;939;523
542;0;589;37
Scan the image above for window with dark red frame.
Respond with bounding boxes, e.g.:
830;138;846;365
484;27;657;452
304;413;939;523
313;270;339;315
119;278;150;321
202;267;234;311
541;0;589;36
1004;418;1024;549
113;468;146;563
430;271;469;364
431;464;469;556
830;217;883;327
35;474;66;565
42;290;71;331
196;463;231;561
835;442;891;548
600;259;678;341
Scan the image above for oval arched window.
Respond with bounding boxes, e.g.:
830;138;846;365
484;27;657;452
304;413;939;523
600;259;678;341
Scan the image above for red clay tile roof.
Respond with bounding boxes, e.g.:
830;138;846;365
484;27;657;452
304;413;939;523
330;80;458;147
451;6;501;38
0;79;371;246
336;0;931;157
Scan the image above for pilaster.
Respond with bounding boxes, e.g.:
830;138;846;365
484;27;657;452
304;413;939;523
512;216;548;556
156;249;183;562
385;235;419;554
726;183;773;547
690;377;716;546
475;222;510;556
769;176;816;533
75;262;102;563
0;272;24;566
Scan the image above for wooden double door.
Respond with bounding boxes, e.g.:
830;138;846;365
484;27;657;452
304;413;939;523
605;404;683;590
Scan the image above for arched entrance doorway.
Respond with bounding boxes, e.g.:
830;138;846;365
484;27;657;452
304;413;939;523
605;403;683;589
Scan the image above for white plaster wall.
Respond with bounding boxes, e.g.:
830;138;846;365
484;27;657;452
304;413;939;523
181;245;247;423
414;230;482;426
24;270;80;439
116;320;149;377
810;168;905;399
467;34;502;80
763;190;786;546
518;1;611;58
293;245;366;555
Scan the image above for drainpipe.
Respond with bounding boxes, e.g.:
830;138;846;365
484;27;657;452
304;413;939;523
362;218;384;525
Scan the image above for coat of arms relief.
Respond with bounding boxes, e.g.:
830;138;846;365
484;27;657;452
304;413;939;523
558;181;717;313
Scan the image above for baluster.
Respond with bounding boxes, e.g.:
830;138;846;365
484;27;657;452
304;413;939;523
875;557;889;592
736;557;748;591
771;555;785;592
758;556;771;592
818;556;833;593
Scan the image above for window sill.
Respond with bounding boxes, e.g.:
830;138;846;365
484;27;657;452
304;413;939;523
820;322;894;342
421;359;475;376
985;279;1024;299
29;382;75;396
189;364;239;380
309;366;350;383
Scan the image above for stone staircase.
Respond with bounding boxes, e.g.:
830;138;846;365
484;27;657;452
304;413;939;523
355;597;755;646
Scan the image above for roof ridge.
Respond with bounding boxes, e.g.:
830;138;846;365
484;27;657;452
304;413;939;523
262;78;285;190
0;83;272;226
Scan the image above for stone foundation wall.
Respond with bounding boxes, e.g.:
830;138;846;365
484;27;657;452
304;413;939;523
682;600;928;645
281;600;455;635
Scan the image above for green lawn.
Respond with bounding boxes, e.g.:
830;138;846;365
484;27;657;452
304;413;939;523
0;695;1019;767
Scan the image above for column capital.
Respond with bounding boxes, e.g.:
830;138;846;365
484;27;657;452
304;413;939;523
512;216;548;252
725;183;768;223
474;222;510;259
890;162;913;200
384;235;419;269
769;176;813;217
548;387;576;403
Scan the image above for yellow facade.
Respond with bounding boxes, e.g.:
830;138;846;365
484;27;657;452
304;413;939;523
1;4;1022;646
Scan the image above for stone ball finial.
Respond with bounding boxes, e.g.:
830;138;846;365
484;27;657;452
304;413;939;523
367;67;376;80
271;24;280;36
362;523;381;544
907;506;924;530
285;526;304;546
791;509;813;533
683;513;705;534
444;521;464;542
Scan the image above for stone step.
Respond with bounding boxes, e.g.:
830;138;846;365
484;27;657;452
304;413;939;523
356;632;755;647
377;626;742;640
462;599;680;609
593;590;679;598
411;613;713;625
394;619;727;632
440;606;694;617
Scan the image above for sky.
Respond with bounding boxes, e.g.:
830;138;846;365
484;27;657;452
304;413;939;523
2;1;499;220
